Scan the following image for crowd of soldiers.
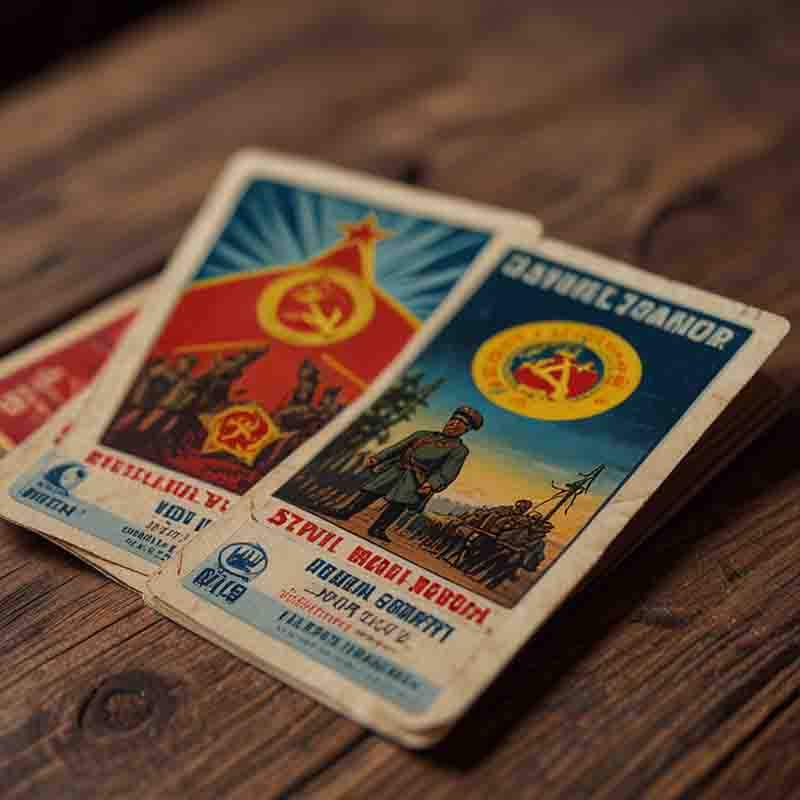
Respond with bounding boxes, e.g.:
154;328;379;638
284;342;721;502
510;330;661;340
105;351;346;471
391;499;553;591
254;359;344;471
106;349;268;451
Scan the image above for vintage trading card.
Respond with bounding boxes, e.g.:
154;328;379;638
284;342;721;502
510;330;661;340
0;285;144;454
147;238;788;747
0;286;149;589
0;149;542;579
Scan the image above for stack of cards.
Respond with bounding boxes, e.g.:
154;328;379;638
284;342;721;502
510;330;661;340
0;284;150;587
0;150;788;747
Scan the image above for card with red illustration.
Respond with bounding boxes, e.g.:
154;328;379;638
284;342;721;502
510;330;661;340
0;287;143;454
0;285;149;589
0;150;540;580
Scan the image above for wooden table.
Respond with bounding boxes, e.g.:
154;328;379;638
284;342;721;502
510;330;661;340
2;1;800;796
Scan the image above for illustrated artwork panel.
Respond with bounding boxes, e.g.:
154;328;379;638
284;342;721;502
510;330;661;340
100;180;491;496
274;249;751;607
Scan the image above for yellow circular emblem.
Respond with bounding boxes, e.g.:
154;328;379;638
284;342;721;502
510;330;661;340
471;321;642;421
257;267;375;347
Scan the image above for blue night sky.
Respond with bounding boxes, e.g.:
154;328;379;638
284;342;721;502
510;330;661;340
191;178;491;321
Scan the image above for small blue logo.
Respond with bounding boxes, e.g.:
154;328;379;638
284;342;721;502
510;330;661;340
42;463;88;496
218;542;268;582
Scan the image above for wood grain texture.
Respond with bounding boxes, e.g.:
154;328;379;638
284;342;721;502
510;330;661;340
1;0;800;797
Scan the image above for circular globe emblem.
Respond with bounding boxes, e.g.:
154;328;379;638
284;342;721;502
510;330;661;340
471;321;642;421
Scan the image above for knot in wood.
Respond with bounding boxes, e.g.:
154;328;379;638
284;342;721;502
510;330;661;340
399;161;427;186
80;670;171;736
637;182;726;268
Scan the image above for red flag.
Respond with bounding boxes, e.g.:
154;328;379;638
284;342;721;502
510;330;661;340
102;215;420;494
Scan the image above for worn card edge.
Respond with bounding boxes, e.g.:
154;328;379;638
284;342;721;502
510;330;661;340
0;279;153;588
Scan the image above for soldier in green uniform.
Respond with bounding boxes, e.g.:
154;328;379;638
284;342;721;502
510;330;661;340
481;530;548;589
332;405;483;542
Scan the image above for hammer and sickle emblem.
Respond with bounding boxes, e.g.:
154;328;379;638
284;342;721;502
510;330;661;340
200;403;281;466
219;412;262;445
258;267;376;347
284;280;345;338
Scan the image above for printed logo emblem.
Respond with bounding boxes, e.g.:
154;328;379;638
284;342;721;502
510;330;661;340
472;321;642;420
256;214;390;346
259;268;376;346
42;462;89;495
200;402;281;466
218;542;268;581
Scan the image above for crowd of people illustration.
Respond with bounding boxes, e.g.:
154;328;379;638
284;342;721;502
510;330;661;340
385;498;552;590
104;351;345;474
107;349;268;450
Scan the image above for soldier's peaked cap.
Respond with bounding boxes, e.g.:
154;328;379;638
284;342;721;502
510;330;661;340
451;405;483;430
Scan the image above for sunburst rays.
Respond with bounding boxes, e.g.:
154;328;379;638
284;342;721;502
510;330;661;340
193;179;489;321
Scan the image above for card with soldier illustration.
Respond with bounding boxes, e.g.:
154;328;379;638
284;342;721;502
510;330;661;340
146;237;788;747
0;150;541;580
